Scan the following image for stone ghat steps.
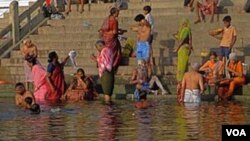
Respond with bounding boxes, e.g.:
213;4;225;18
8;45;245;59
0;64;178;77
28;34;250;50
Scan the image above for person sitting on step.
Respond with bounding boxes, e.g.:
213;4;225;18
217;53;245;101
199;51;224;93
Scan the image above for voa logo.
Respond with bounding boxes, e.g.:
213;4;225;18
226;129;246;136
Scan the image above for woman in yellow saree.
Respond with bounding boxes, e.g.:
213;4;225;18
173;19;193;103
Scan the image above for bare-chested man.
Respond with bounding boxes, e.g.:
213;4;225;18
132;14;152;76
179;63;204;103
15;82;35;109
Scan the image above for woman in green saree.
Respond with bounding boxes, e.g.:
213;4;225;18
173;19;193;103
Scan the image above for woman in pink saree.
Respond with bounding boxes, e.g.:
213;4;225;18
46;51;69;101
26;56;48;104
99;7;125;70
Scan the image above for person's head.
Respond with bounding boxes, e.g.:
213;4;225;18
30;104;40;114
134;14;145;22
25;55;37;68
48;51;58;63
138;59;147;67
76;68;85;78
23;38;32;47
223;16;231;28
25;97;33;106
191;62;200;71
229;52;237;64
209;51;217;63
15;82;25;95
181;18;190;28
95;40;105;52
110;7;119;17
143;5;151;15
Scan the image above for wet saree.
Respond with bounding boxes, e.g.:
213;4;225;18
32;64;48;103
46;63;65;101
100;16;121;69
176;19;192;82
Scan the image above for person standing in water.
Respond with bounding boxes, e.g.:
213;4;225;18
46;51;69;101
173;19;193;102
179;63;204;103
92;40;114;105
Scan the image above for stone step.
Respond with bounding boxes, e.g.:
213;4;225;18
42;20;250;35
10;47;172;58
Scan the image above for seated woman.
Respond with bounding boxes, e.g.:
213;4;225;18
217;53;245;101
62;68;98;102
199;52;224;86
194;0;217;24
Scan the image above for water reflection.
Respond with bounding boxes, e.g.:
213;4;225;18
0;98;249;140
98;105;120;141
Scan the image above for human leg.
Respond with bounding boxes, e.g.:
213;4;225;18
149;76;168;94
66;0;72;15
226;77;245;98
101;70;115;104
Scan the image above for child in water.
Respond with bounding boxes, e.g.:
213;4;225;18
25;97;40;114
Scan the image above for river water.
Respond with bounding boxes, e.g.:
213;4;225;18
0;97;250;140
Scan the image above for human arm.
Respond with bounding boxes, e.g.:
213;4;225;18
130;69;139;84
230;35;237;49
61;56;70;66
209;28;223;40
199;61;212;72
199;74;204;94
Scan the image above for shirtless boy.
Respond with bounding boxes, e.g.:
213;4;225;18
179;63;204;103
15;82;35;109
132;14;152;76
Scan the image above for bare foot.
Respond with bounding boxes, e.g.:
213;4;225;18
80;9;84;14
194;20;201;24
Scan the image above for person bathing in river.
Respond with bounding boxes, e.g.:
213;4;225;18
179;63;204;103
15;82;35;109
61;68;98;102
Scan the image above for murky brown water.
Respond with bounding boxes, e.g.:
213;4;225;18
0;97;250;141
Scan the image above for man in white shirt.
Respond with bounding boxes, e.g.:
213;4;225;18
143;5;154;45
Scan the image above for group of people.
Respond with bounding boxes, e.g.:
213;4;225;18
176;15;246;104
1;2;247;112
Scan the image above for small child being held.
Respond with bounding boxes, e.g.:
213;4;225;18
25;97;40;114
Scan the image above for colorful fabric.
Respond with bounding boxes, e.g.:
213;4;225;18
134;83;149;101
101;70;114;96
97;47;113;77
184;89;201;103
177;44;190;82
24;61;33;82
32;64;48;103
46;63;65;101
136;41;150;61
176;19;191;82
100;16;122;69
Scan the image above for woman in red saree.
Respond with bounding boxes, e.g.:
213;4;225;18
26;56;48;104
99;7;124;70
46;51;69;101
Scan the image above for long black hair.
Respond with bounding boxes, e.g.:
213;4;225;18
25;54;37;65
48;51;57;63
110;7;119;16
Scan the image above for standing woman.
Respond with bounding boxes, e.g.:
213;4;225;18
92;40;114;104
173;19;193;102
25;56;48;104
99;7;123;71
46;51;69;101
